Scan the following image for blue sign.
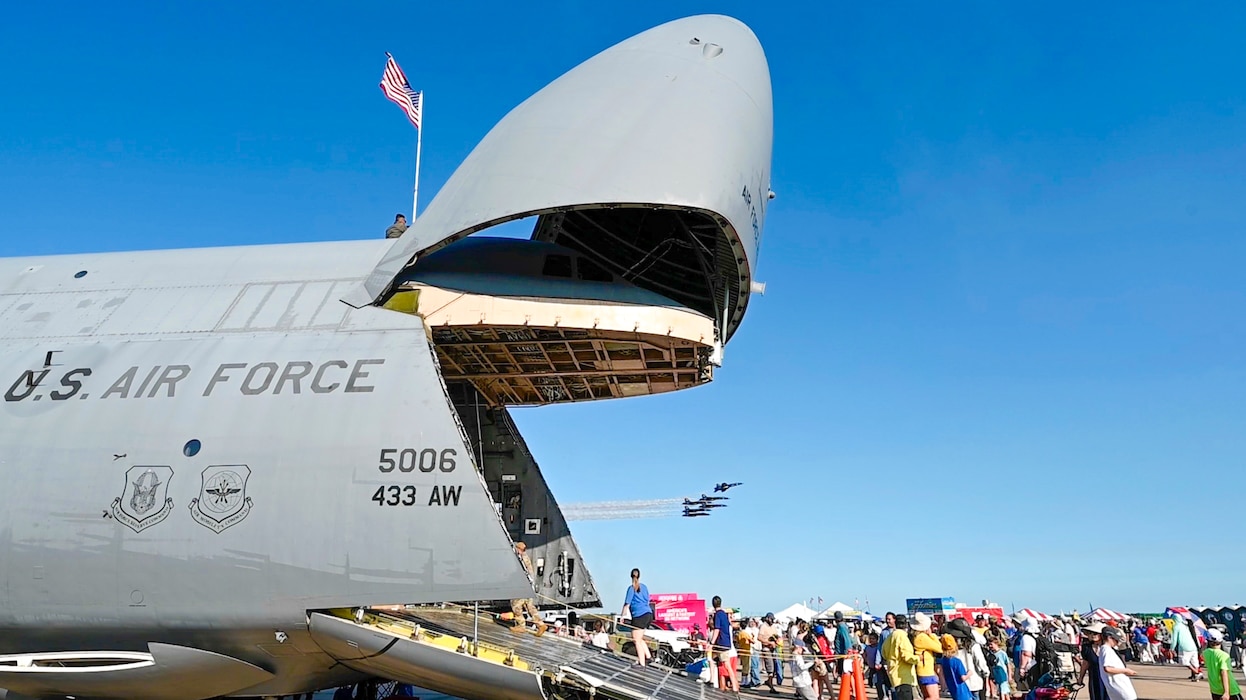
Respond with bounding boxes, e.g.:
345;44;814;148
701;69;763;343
906;597;956;615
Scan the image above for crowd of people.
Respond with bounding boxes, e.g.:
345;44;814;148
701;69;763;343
605;590;1246;700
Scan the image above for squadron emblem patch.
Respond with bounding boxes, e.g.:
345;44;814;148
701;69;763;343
110;466;175;533
189;465;253;533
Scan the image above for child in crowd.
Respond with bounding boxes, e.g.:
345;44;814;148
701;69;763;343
988;638;1011;699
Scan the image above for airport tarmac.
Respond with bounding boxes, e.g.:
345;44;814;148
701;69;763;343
735;662;1229;700
291;661;1226;700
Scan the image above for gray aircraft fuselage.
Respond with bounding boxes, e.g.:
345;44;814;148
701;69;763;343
0;12;772;699
0;240;535;694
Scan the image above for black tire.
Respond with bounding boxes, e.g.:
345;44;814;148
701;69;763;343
657;646;679;668
622;642;636;656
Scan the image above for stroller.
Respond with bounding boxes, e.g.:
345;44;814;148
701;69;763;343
1024;670;1084;700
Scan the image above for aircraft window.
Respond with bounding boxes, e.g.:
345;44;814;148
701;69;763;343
541;254;573;278
74;270;87;278
576;257;613;283
183;439;201;457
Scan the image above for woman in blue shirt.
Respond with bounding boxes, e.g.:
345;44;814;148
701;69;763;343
621;568;653;666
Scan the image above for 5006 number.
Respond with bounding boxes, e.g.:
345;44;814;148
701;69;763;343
378;448;456;474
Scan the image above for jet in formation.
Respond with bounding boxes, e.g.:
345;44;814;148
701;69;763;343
0;13;772;700
681;492;731;517
713;481;743;492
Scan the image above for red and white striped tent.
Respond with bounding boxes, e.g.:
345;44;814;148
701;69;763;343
1085;608;1129;622
1017;609;1054;621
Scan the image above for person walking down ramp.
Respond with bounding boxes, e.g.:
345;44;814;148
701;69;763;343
621;568;653;667
509;542;547;636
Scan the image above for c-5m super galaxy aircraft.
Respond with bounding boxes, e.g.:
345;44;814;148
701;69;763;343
0;14;771;700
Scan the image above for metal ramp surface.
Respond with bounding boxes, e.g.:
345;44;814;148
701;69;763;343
397;608;717;700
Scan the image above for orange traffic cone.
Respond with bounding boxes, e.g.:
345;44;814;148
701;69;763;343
853;653;866;700
838;659;853;700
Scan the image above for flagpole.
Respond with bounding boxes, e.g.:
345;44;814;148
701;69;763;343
412;92;423;221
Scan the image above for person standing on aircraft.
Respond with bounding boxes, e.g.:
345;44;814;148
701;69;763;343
385;213;408;238
509;542;548;636
622;568;653;667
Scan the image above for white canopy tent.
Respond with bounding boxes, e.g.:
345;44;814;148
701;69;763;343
818;602;855;617
774;603;820;624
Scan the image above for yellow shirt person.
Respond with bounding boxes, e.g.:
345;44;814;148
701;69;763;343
883;626;918;687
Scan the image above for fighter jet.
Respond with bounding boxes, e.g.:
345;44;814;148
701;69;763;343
682;509;711;518
713;482;743;493
0;14;773;700
697;502;728;509
699;494;729;501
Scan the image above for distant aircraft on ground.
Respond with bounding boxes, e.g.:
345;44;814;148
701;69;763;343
713;482;742;492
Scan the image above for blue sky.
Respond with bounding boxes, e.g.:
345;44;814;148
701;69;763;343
3;2;1245;615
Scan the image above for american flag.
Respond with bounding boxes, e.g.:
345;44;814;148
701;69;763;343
380;53;422;130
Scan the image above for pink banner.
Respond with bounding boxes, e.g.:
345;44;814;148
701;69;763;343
652;592;699;604
652;593;707;633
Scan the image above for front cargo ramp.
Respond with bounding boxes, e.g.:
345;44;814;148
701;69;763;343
400;608;718;700
311;607;720;700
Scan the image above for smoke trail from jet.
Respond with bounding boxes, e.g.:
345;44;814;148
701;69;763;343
562;497;684;521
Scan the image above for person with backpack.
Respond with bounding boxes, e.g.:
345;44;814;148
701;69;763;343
1017;618;1039;682
986;638;1011;700
1170;615;1201;681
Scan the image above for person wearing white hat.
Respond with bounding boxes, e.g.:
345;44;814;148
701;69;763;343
911;613;942;700
1203;628;1242;700
1097;626;1137;700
